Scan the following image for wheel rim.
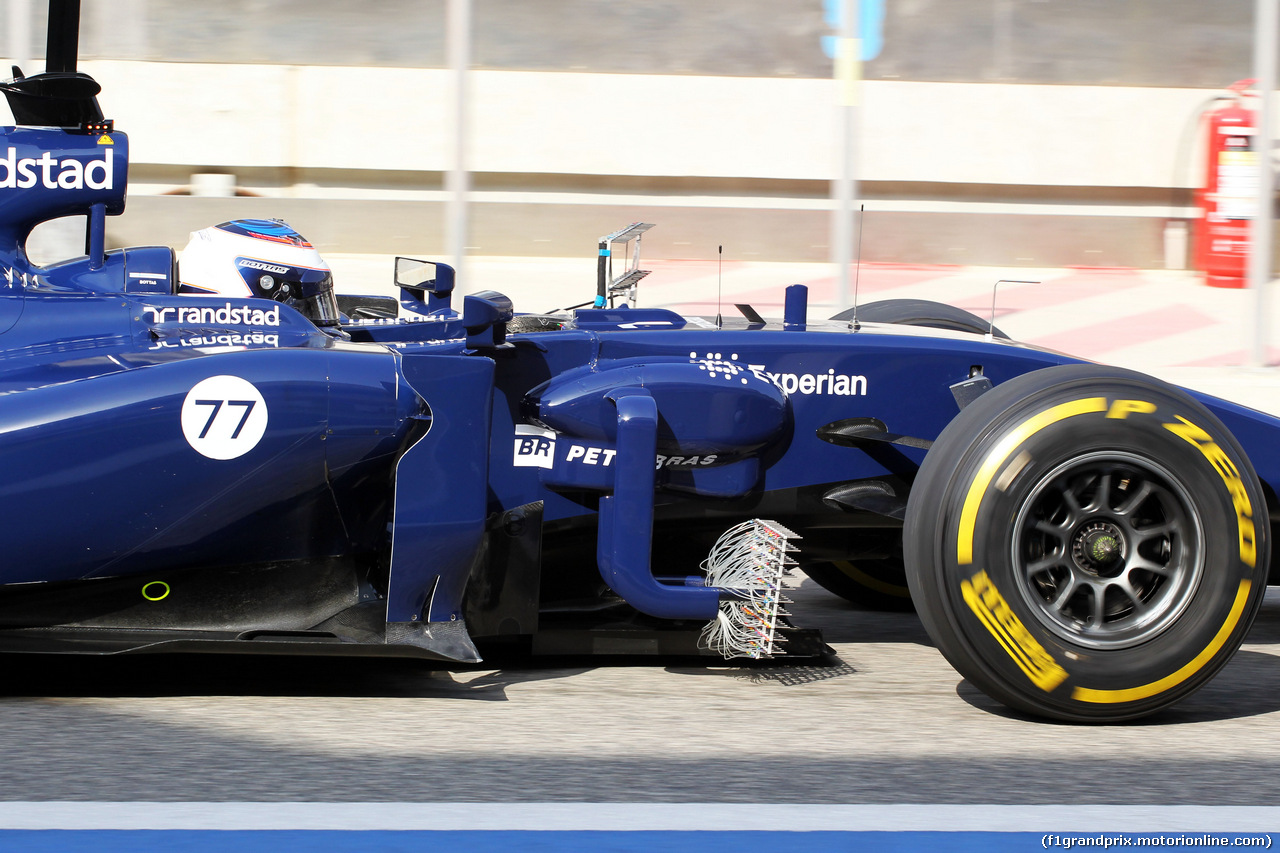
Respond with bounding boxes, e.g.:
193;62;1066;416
1011;451;1204;650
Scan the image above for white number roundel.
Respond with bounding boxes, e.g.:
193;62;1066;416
180;375;269;460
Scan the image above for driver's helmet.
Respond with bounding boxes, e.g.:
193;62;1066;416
178;219;340;326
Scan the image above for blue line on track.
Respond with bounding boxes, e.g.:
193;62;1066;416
5;802;1280;832
0;831;1264;853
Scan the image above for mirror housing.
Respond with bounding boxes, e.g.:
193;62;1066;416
396;257;455;315
463;291;513;350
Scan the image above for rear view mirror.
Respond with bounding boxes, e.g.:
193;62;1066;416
395;257;447;290
395;258;455;316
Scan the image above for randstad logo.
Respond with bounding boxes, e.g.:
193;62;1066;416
143;303;281;327
0;147;114;190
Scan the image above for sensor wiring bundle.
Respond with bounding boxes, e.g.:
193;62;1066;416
699;519;801;659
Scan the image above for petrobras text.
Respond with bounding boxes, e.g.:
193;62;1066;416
0;147;113;190
512;425;719;470
563;446;718;469
143;303;281;327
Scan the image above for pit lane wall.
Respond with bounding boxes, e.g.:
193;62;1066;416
3;60;1251;267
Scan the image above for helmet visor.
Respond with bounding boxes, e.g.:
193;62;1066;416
293;286;341;327
237;261;339;326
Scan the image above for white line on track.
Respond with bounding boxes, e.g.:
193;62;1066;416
0;803;1277;832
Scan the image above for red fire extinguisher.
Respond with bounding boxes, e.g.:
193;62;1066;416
1194;79;1259;288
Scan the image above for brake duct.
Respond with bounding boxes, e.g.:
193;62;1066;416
596;391;721;620
590;390;799;658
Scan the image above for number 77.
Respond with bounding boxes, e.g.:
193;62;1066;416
195;399;258;439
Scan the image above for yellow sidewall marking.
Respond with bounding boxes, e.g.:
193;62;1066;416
963;570;1068;692
833;560;911;598
142;581;170;602
1164;415;1257;568
1072;580;1252;704
957;397;1108;565
1106;399;1157;419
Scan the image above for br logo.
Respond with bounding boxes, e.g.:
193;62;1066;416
513;425;556;469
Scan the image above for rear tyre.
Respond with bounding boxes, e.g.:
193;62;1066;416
904;364;1268;721
803;559;914;611
830;298;1009;339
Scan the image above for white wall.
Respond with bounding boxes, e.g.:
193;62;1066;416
42;60;1224;191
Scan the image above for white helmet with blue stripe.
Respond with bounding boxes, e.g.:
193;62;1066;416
178;218;340;326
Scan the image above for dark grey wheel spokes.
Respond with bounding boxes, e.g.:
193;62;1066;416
1014;452;1204;649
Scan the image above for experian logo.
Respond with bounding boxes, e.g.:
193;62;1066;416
689;351;868;396
750;366;868;396
0;147;114;190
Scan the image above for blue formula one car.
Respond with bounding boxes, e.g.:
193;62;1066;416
0;0;1273;723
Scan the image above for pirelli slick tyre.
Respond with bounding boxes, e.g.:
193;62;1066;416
904;364;1269;722
803;559;914;611
830;299;1009;339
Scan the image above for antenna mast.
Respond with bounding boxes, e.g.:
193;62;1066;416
850;203;864;331
716;245;723;328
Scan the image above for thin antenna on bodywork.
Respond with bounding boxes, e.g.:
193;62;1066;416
989;279;1039;339
716;245;723;329
849;204;865;331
